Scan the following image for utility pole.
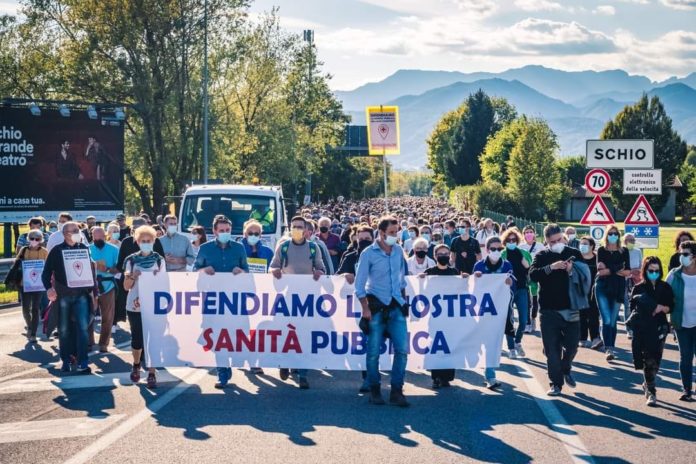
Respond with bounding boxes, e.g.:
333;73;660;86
202;0;209;184
303;29;314;204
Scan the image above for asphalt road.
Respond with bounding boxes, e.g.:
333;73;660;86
0;304;694;464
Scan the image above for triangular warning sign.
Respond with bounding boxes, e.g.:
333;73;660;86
580;196;615;225
625;195;660;226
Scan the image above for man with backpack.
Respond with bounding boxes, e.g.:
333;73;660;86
269;215;326;389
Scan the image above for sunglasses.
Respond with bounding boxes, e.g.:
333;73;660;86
247;232;260;236
608;233;619;237
29;237;42;242
489;247;504;252
679;252;693;257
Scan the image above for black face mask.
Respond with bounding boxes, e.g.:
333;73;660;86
358;239;372;251
437;255;450;266
94;239;106;249
319;226;329;233
415;250;427;259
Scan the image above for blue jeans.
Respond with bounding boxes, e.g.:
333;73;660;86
485;368;496;380
506;288;529;349
596;290;621;348
675;326;696;393
366;308;408;388
58;294;90;365
217;367;232;385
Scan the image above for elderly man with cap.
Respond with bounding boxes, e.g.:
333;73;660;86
116;213;131;239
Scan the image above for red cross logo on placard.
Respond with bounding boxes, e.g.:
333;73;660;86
73;261;83;277
378;124;389;140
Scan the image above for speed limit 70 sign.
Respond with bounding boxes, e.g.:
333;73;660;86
585;169;611;195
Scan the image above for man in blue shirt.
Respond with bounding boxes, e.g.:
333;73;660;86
89;227;120;352
193;215;249;388
355;216;409;407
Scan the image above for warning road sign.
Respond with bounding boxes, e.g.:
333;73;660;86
625;195;660;226
580;196;615;225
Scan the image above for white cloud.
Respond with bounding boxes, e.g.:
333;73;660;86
356;0;498;17
659;0;696;9
593;5;617;15
615;0;649;4
514;0;563;11
0;1;19;15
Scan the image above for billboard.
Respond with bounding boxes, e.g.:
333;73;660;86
0;107;124;222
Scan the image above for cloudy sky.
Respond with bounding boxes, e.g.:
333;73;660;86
3;0;695;90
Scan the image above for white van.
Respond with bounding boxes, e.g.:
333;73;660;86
178;184;288;248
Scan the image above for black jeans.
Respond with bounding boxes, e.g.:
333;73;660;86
21;291;42;337
579;297;600;341
540;310;580;388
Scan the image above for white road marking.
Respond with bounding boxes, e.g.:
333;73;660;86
63;368;211;464
0;415;125;444
514;360;595;464
0;367;197;394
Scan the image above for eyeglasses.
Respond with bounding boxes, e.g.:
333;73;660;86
489;247;504;252
607;233;619;237
29;237;41;242
247;232;260;236
647;268;660;273
506;240;518;244
679;252;693;257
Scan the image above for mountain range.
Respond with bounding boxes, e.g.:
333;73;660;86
335;66;696;169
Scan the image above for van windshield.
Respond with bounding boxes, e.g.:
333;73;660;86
181;194;277;234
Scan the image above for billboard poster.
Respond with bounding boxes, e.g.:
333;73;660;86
0;107;125;223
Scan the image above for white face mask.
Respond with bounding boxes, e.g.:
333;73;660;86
680;254;693;267
488;250;501;262
384;235;398;246
167;225;177;235
579;244;590;255
550;242;566;254
567;234;576;242
70;233;82;244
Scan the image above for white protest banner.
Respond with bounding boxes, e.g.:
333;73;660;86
21;260;45;292
62;249;94;288
140;273;510;370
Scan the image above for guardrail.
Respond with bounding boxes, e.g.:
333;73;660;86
0;258;14;282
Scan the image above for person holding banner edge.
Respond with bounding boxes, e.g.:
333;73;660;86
354;215;410;407
193;215;249;389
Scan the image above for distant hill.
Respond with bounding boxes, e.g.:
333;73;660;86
335;67;696;169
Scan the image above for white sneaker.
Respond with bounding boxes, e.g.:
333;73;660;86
606;348;616;361
515;343;525;358
508;349;518;359
646;393;657;407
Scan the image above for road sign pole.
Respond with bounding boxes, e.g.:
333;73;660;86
381;104;388;212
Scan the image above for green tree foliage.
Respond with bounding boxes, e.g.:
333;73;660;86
427;91;516;189
390;170;433;196
556;155;586;188
679;146;696;222
506;119;567;220
481;117;527;185
0;3;364;214
601;95;688;213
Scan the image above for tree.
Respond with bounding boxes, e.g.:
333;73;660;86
601;94;688;213
506;119;568;220
448;91;516;185
427;107;463;190
481;117;527;185
556;155;586;188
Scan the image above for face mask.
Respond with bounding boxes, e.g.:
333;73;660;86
647;271;660;281
680;254;693;267
111;232;120;240
525;233;534;242
58;223;65;232
408;231;416;240
415;250;427;259
139;242;153;253
70;233;82;244
246;235;260;246
358;239;372;251
384;235;398;246
550;242;565;254
319;226;329;234
291;229;304;242
626;243;635;250
167;225;177;236
567;234;576;242
434;229;443;235
607;234;619;244
579;244;590;254
217;232;232;244
506;243;517;251
94;239;105;249
457;228;466;235
488;250;501;262
421;233;431;243
436;255;450;266
49;227;58;233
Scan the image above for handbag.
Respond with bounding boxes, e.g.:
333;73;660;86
3;247;28;291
